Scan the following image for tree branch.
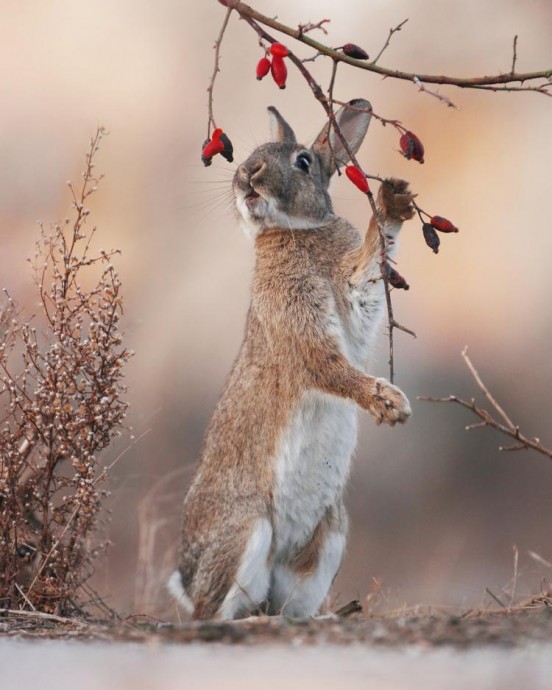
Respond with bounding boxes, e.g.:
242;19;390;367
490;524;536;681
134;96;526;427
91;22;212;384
218;0;552;95
207;5;233;137
419;348;552;462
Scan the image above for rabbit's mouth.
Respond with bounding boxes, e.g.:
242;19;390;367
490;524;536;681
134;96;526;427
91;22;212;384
244;188;261;206
243;187;270;219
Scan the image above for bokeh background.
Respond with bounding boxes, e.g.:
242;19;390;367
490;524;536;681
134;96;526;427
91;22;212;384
0;0;551;616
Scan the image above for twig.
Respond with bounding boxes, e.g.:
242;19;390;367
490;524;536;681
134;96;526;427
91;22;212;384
217;0;552;95
461;346;514;428
528;550;552;569
207;5;233;138
371;18;409;65
510;545;519;606
0;608;89;626
485;587;507;609
419;348;552;462
511;35;518;75
331;99;404;131
413;76;460;110
467;83;551;97
14;583;36;611
297;18;330;37
335;599;363;617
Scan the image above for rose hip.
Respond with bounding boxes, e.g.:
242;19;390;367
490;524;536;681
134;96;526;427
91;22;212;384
422;223;440;253
271;55;288;89
256;56;271;80
430;215;459;233
342;43;369;60
400;131;425;164
269;43;289;58
201;128;228;166
345;166;370;194
384;264;410;290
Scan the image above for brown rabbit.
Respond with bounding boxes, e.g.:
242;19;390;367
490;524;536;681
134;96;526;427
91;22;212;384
169;99;414;619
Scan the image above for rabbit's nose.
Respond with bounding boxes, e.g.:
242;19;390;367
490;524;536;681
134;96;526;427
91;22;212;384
238;161;266;182
237;161;266;185
242;161;266;183
248;161;266;179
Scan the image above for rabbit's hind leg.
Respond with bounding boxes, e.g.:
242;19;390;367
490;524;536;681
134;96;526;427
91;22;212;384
215;517;272;620
268;521;347;618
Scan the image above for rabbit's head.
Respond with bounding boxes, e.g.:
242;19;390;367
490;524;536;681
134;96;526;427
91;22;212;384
233;99;372;238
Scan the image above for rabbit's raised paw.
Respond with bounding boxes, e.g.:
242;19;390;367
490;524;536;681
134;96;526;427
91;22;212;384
367;378;411;426
378;178;416;223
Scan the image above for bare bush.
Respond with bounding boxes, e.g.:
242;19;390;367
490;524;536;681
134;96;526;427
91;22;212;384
0;127;131;614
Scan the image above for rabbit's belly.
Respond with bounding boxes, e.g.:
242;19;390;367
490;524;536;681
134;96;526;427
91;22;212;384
272;391;357;556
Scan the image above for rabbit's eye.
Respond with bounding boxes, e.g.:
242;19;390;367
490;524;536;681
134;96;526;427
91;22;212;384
294;152;312;172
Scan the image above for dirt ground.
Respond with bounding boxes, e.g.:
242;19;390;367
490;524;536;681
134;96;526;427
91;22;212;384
1;599;551;646
1;602;551;690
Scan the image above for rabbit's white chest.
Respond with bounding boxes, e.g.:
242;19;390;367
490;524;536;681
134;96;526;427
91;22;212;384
345;229;401;367
272;391;357;555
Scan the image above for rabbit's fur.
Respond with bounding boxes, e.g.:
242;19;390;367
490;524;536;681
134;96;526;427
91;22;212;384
169;100;414;620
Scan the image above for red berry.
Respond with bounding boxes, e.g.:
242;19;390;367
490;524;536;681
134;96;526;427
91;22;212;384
430;215;459;233
422;223;440;253
201;138;212;167
201;128;227;166
256;56;271;80
399;131;425;164
384;263;410;290
271;55;287;89
218;133;234;163
202;137;224;159
345;166;369;194
269;43;289;58
342;43;369;60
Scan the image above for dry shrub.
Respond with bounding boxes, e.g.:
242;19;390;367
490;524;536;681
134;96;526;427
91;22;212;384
0;127;131;614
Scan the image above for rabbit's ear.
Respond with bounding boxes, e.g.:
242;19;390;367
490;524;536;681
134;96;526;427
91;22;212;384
312;98;372;180
267;106;297;144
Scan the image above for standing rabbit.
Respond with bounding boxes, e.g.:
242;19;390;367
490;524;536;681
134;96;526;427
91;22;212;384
169;99;414;619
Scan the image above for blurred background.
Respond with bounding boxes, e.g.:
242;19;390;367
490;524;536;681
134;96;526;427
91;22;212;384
0;0;551;616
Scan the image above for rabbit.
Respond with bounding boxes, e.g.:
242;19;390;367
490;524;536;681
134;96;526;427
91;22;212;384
168;99;414;620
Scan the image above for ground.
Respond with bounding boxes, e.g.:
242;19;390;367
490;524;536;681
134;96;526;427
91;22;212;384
1;601;551;689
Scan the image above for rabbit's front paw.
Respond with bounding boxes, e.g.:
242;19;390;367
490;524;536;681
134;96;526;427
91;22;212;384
379;178;416;223
367;378;411;426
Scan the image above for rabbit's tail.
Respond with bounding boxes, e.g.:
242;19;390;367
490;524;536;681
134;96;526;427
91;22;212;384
167;570;194;614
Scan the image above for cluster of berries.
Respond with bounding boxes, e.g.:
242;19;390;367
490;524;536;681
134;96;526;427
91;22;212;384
201;128;234;167
256;43;289;89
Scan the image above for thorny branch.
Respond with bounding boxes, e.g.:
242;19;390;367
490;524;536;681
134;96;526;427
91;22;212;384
208;1;550;379
419;347;552;462
218;0;551;96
